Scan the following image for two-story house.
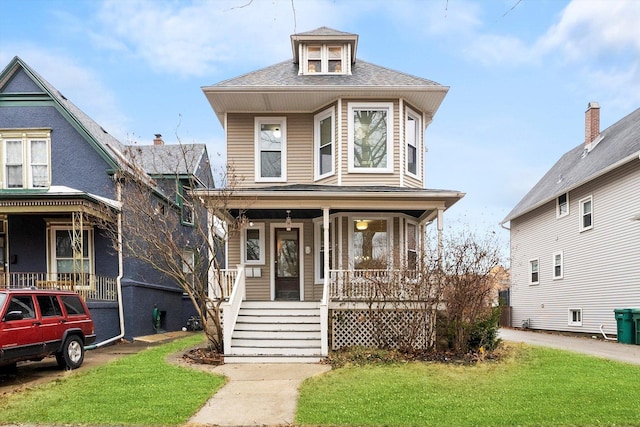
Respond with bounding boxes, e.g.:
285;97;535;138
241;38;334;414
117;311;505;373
197;27;464;362
0;56;213;342
502;103;640;336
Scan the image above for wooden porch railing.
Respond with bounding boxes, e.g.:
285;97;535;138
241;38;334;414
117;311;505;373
1;272;118;302
329;269;423;301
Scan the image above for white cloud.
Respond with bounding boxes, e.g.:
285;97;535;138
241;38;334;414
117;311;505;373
537;0;640;60
92;0;350;78
465;33;535;67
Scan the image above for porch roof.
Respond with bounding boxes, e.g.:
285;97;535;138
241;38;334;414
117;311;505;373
195;184;464;222
0;185;120;222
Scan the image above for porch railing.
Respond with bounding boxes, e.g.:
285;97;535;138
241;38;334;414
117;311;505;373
211;268;238;299
221;265;246;355
1;272;118;302
329;269;423;301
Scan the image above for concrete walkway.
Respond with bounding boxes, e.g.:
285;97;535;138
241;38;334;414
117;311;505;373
185;362;331;427
499;328;640;365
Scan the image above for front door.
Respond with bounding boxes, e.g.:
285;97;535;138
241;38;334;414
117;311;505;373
274;228;300;300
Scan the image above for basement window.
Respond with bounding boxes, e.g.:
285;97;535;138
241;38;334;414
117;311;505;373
568;308;582;326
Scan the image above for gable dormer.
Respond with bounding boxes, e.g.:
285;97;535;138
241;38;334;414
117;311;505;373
291;27;358;75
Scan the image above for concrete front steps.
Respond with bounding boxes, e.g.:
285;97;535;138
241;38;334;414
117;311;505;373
224;301;323;364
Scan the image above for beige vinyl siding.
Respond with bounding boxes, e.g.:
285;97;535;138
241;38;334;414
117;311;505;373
510;160;640;334
286;114;314;184
226;114;255;187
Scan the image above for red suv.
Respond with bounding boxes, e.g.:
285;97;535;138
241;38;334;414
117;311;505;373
0;288;96;370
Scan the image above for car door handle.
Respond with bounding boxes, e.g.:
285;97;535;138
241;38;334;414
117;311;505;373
32;321;41;326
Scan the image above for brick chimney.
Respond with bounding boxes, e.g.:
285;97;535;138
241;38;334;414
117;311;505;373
153;134;164;145
585;102;600;145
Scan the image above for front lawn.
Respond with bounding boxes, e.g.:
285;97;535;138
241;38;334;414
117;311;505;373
0;333;225;426
297;343;640;426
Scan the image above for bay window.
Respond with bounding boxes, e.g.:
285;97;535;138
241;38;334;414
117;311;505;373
348;103;393;173
352;218;388;268
314;108;334;180
406;109;421;177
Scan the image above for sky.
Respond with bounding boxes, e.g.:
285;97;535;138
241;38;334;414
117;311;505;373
2;0;640;256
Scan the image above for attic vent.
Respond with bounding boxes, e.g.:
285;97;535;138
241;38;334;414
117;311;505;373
581;148;589;159
557;174;563;184
100;126;108;134
57;90;67;100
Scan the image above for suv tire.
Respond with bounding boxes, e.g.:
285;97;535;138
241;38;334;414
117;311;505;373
56;335;85;370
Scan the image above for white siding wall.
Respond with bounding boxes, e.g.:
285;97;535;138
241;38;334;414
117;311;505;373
510;160;640;335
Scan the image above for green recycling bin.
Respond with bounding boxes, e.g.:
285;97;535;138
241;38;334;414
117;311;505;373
631;308;640;345
614;308;635;344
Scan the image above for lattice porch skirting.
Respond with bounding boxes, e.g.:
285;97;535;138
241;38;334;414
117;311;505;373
329;308;434;350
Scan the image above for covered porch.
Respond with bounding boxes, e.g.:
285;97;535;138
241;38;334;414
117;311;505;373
0;188;121;303
198;184;464;361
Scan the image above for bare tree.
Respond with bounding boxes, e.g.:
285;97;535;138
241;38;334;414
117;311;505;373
360;227;503;354
102;142;242;354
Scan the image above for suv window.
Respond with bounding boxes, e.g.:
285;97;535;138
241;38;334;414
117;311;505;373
7;295;36;319
37;295;63;317
61;295;86;316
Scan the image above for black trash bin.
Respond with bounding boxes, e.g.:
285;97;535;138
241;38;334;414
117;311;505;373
614;308;635;344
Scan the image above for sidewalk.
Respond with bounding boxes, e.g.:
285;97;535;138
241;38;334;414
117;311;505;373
499;328;640;365
184;362;331;427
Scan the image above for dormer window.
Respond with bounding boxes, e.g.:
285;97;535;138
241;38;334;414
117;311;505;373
304;45;345;74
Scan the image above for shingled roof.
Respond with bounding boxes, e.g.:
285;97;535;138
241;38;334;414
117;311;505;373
502;106;640;224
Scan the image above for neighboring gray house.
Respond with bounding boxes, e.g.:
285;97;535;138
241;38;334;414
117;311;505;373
197;27;464;362
0;56;213;342
501;103;640;335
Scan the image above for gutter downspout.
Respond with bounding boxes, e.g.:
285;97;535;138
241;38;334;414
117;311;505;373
86;176;125;350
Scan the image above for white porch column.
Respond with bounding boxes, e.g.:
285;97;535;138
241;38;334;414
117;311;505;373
437;207;444;258
320;207;330;356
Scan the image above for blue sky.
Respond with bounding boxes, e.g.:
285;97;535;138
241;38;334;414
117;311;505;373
2;0;640;254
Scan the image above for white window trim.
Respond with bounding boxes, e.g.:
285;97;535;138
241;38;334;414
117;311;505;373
556;193;569;219
347;102;394;174
313;219;334;284
1;130;51;189
552;251;563;280
579;195;593;232
405;107;421;179
314;107;335;181
529;258;539;285
242;223;265;265
254;117;287;182
348;214;393;268
568;308;583;326
303;45;346;75
47;223;95;283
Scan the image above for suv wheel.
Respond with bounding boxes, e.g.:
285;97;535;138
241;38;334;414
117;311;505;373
56;335;85;370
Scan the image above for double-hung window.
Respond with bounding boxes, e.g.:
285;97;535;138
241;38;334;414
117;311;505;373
1;130;50;189
405;109;421;177
529;259;539;285
348;103;393;173
255;118;286;182
314;108;334;180
48;224;94;286
553;251;563;279
579;196;593;231
556;193;569;218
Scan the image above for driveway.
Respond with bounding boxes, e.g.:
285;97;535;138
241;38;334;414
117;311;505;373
499;328;640;365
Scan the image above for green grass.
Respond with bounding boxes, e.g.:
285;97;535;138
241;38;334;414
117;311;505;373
0;333;225;426
297;344;640;427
